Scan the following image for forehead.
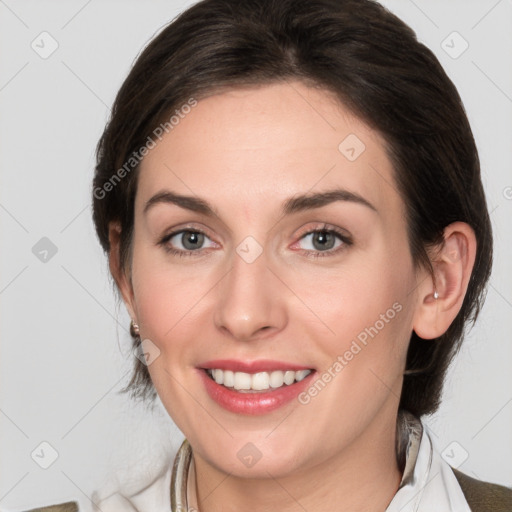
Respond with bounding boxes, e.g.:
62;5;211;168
136;81;402;220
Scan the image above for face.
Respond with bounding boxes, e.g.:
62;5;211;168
117;81;424;479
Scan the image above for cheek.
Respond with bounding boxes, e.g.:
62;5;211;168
284;248;416;410
294;277;413;426
128;248;216;429
287;251;413;344
129;245;211;360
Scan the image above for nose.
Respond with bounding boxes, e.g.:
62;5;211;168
213;245;288;342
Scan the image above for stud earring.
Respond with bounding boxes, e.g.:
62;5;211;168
130;319;140;337
433;290;439;300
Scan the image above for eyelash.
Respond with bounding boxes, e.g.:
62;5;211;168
295;224;353;259
158;224;352;259
158;228;215;259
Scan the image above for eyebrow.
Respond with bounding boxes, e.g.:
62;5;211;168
143;188;377;217
283;188;377;215
143;191;217;216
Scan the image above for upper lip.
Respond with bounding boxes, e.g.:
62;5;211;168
199;359;314;373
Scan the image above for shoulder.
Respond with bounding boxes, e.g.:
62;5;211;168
452;468;512;512
18;502;79;512
14;492;141;512
17;495;137;512
93;461;173;511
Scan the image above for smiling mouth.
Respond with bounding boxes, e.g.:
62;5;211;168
205;368;313;392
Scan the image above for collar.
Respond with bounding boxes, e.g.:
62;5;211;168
387;409;471;511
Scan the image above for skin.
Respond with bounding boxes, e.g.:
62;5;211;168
109;81;476;512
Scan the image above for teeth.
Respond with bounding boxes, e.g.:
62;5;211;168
206;368;312;391
295;370;310;382
223;370;234;387
283;370;295;385
269;371;284;388
213;369;224;385
234;372;252;390
252;372;270;390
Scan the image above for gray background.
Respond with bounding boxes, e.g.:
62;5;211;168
1;0;511;510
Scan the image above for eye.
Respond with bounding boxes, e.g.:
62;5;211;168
299;230;342;251
159;229;216;256
294;226;352;257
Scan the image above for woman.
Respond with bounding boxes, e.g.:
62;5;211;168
24;0;511;510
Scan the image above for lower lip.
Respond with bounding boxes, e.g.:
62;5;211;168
199;369;315;415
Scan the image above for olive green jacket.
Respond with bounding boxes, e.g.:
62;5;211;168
19;469;512;512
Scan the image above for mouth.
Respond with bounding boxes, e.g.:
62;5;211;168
197;360;316;415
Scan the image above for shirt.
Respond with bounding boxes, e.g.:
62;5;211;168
93;410;471;511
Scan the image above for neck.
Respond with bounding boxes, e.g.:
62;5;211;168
190;407;403;512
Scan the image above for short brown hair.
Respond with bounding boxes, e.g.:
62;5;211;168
92;0;492;416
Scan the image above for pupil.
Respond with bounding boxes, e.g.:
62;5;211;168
313;231;334;251
182;231;204;250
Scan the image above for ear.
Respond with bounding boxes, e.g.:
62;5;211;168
108;221;138;322
412;222;477;340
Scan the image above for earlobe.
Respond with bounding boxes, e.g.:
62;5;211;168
412;222;477;340
108;221;138;322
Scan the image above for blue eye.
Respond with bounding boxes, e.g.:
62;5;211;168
160;229;215;256
295;228;352;258
299;230;341;251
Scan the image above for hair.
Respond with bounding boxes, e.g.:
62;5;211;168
92;0;492;417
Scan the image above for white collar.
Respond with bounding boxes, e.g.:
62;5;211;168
386;410;471;511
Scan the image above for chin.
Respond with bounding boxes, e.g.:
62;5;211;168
194;435;315;480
